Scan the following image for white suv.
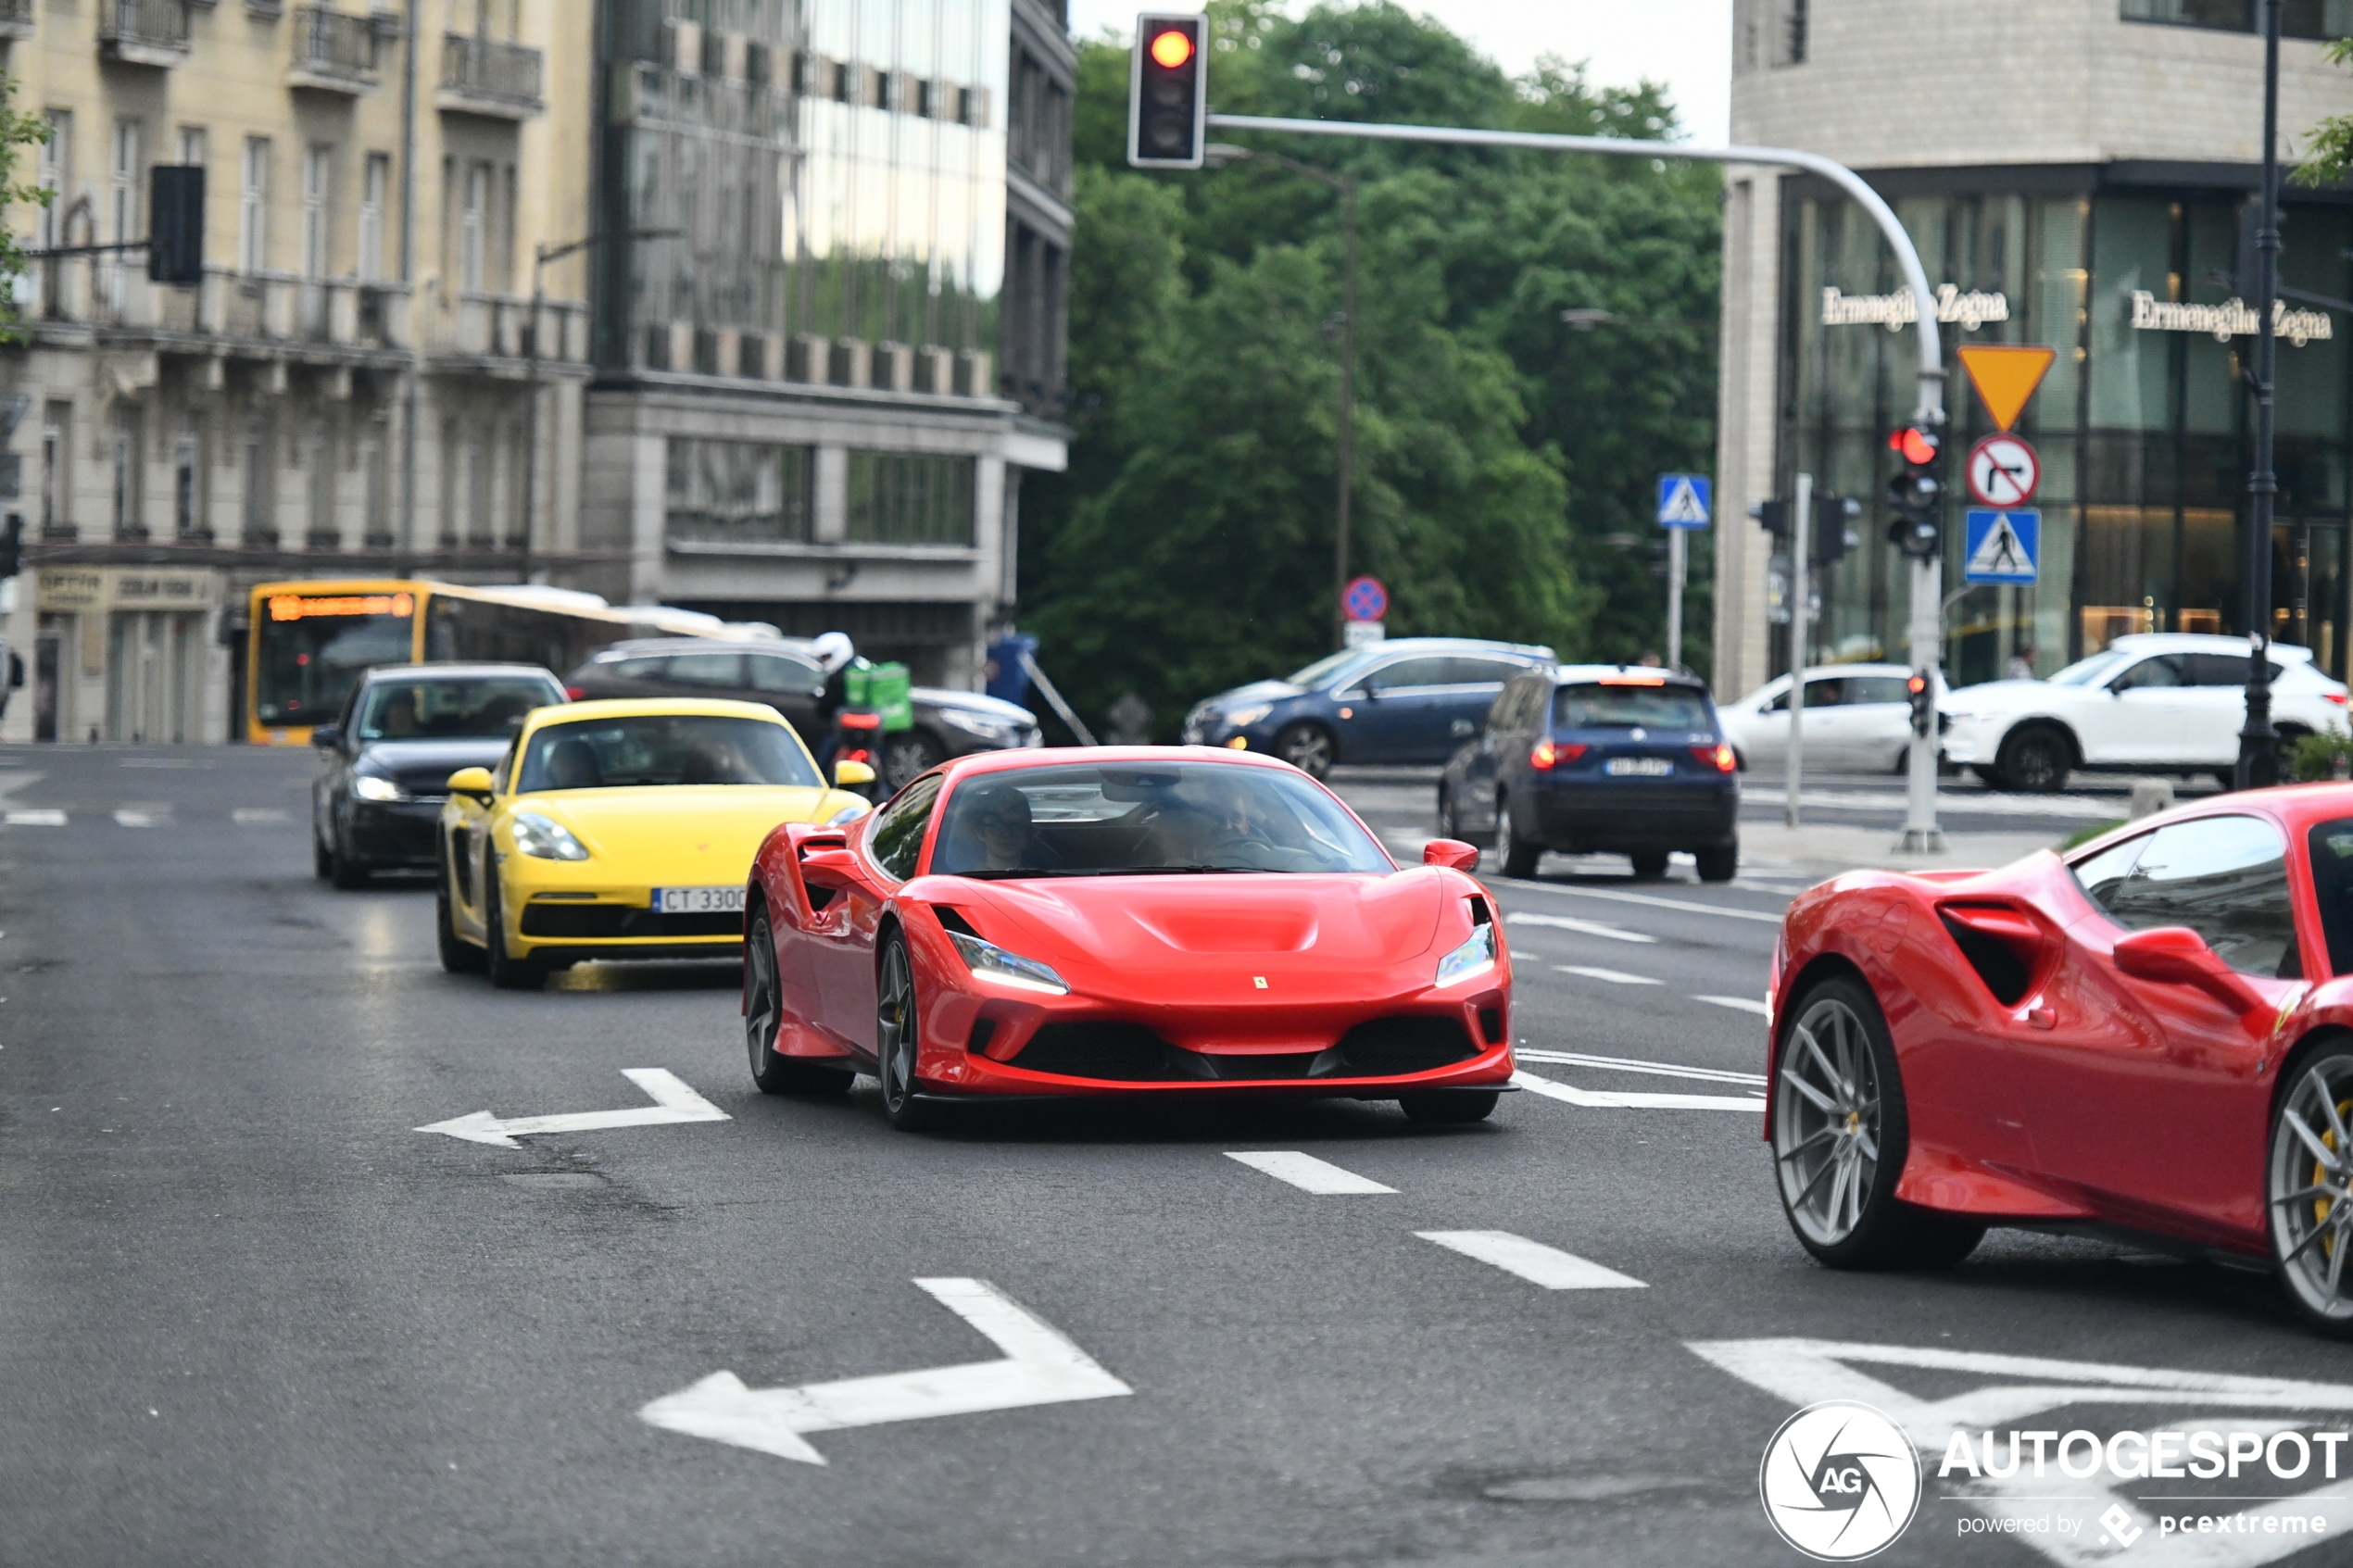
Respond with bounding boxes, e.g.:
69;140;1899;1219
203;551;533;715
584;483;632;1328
1941;633;2350;792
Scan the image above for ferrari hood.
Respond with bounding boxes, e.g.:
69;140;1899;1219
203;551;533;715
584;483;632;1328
927;870;1453;977
510;785;858;880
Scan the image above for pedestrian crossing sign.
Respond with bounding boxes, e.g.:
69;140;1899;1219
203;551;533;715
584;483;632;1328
1656;473;1711;529
1963;508;2039;584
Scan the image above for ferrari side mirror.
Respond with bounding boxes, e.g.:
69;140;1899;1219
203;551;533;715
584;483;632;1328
2111;926;2267;1016
798;847;861;890
446;766;495;801
1424;838;1481;872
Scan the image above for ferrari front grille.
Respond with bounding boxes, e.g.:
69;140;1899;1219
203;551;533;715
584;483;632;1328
1334;1015;1478;1075
1013;1023;1188;1081
1007;1014;1479;1083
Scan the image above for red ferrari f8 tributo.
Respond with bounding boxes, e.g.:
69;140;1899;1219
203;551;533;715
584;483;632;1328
741;748;1515;1130
1768;784;2353;1333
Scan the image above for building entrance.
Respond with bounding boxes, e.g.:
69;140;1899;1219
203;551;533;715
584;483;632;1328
105;611;204;744
2276;519;2350;684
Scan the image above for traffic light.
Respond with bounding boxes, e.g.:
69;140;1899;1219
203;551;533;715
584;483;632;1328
1813;495;1861;567
1906;671;1934;737
1128;15;1207;169
1885;420;1945;558
1748;498;1790;540
147;165;204;285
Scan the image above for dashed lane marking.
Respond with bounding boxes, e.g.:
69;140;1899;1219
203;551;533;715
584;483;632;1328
1226;1151;1396;1195
1516;1049;1767;1087
1554;965;1660;985
1694;994;1772;1017
1512;1068;1764;1113
233;809;290;825
1504;911;1655;945
111;809;170;828
1416;1230;1647;1290
5;809;64;826
1500;880;1786;924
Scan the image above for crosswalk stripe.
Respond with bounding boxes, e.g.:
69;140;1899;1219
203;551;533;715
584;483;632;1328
1694;994;1771;1017
1504;911;1655;945
1512;1069;1763;1113
1554;965;1659;985
5;809;64;826
1225;1151;1396;1195
1416;1230;1646;1290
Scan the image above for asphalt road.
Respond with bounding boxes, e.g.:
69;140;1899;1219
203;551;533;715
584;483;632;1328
3;746;2347;1567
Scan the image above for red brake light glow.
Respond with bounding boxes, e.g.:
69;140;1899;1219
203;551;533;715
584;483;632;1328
564;685;585;700
1530;741;1588;770
1692;744;1737;773
1149;28;1194;68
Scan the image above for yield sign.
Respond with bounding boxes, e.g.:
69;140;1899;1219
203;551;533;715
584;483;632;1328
1957;345;2057;433
640;1278;1132;1464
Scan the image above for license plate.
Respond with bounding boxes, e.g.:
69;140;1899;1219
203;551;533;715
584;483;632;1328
655;885;744;914
1605;758;1674;777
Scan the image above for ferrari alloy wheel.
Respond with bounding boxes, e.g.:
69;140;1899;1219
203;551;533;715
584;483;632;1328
1274;721;1336;779
2268;1044;2353;1335
745;909;852;1098
875;937;936;1131
1495;793;1539;879
1772;975;1982;1270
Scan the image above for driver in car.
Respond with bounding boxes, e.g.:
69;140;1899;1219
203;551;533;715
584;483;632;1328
1151;772;1282;868
967;787;1056;872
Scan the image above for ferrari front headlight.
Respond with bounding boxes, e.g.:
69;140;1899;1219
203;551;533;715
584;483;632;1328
510;810;590;860
1435;922;1497;988
352;773;407;802
946;930;1069;995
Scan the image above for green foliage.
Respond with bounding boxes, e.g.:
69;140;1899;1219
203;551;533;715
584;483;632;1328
0;78;49;345
1019;3;1719;739
2293;725;2353;782
2295;38;2353;185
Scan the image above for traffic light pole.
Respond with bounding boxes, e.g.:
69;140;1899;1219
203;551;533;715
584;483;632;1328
1787;472;1811;831
1202;114;1952;847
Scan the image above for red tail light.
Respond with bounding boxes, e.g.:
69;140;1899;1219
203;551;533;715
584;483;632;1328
2329;692;2349;707
1692;744;1737;772
843;748;872;765
564;685;585;700
1530;741;1588;770
839;710;884;732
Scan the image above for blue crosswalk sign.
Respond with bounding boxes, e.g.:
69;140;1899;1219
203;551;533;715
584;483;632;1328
1963;508;2040;584
1656;474;1711;529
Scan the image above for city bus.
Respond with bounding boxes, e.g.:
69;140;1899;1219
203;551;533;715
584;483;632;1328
245;580;760;744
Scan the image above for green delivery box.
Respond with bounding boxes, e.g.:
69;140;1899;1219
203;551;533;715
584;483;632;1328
844;661;914;733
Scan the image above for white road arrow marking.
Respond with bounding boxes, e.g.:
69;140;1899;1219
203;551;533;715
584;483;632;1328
415;1068;728;1148
1513;1068;1763;1113
638;1278;1132;1465
1417;1230;1646;1290
1227;1150;1395;1194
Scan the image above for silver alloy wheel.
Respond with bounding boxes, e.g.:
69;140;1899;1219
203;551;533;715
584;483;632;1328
1494;794;1517;869
877;941;917;1112
1774;996;1883;1247
2270;1053;2353;1323
1277;724;1334;777
745;914;780;1077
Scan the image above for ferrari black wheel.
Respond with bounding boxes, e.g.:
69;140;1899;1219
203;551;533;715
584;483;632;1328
1628;850;1669;881
1401;1090;1499;1124
1273;721;1336;779
2268;1042;2353;1336
484;872;547;992
1772;974;1982;1270
875;936;936;1131
435;847;482;974
1495;793;1540;878
746;909;852;1097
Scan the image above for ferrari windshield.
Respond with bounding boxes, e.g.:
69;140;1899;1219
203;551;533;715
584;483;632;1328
515;715;821;791
930;762;1392;877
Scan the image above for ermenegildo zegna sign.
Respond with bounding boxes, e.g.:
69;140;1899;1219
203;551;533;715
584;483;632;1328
1821;285;2011;331
2130;289;2334;346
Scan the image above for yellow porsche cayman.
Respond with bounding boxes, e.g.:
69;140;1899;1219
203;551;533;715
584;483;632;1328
434;697;873;988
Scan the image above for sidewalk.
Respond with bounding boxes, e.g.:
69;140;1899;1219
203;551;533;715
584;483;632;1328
1738;819;2082;884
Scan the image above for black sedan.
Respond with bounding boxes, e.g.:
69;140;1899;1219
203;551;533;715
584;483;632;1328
310;664;566;887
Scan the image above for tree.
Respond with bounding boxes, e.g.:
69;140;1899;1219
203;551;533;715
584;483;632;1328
0;79;48;344
2302;40;2353;183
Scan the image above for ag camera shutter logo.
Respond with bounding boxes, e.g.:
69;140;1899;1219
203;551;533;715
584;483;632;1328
1759;1400;1921;1560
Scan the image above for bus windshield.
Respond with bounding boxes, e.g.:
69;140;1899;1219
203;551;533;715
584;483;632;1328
256;592;417;725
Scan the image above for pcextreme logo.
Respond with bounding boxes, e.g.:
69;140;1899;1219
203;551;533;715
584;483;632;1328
1759;1399;1922;1560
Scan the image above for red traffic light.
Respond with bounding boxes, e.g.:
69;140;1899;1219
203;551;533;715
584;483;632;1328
1906;673;1929;696
1889;426;1941;466
1149;28;1195;69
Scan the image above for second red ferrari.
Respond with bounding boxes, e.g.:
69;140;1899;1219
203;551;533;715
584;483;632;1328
1768;784;2353;1334
739;747;1516;1130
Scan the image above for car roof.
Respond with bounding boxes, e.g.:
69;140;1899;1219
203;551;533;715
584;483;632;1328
2105;633;2315;662
359;663;562;682
1350;637;1554;659
1544;664;1713;689
593;639;818;658
524;696;793;729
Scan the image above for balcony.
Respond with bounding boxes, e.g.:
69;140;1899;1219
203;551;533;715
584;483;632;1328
423;291;587;366
438;33;543;119
40;259;416;359
288;6;381;94
0;0;36;43
99;0;191;68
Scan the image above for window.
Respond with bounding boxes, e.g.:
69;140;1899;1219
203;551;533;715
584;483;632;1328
358;676;560;741
37;111;69;251
868;775;945;882
1361;658;1453;692
1846;676;1913;706
2183;653;2288;687
175;126;205;169
243;416;273;543
2309;820;2353;975
459;160;488;292
2124;0;2353;38
2074;815;2300;978
1554;684;1717;732
663;440;814;546
1770;678;1849;711
845;453;974;546
358;154;388;282
301;144;332;280
2110;655;2187;691
239;138;271;273
109;403;143;539
1441;658;1525;688
662;652;746;687
1773;0;1808;65
108;120;139;306
517;715;821;792
40;401;69;533
747;652;824;695
305;418;333;544
172;411;203;539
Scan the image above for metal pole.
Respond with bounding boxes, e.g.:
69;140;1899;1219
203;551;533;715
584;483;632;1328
520;249;544;583
1786;472;1810;829
1333;174;1356;651
2238;0;2284;790
1666;525;1686;670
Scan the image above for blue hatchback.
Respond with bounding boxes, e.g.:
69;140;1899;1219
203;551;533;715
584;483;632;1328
1438;664;1740;882
1182;638;1555;777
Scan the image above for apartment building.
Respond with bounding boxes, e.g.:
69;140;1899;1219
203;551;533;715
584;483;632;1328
1;0;591;744
579;0;1073;689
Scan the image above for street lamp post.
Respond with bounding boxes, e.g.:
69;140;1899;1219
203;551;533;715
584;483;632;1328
1204;145;1357;648
2237;0;2285;790
517;227;681;583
